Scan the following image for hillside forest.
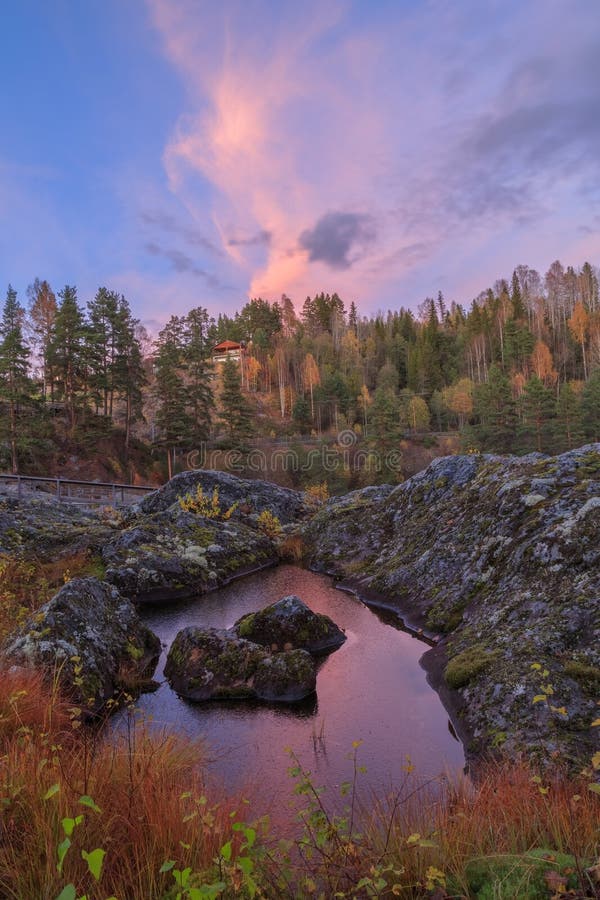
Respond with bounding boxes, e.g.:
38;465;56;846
1;259;600;489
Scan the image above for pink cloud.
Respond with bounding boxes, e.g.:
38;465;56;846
146;0;406;305
146;0;600;313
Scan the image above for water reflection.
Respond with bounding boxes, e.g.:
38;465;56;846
121;565;464;804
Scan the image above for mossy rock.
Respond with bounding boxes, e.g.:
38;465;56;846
233;595;346;655
444;644;498;689
563;659;600;694
164;626;316;703
2;577;160;715
254;649;316;701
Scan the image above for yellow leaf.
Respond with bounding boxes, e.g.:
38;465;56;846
591;752;600;771
591;718;600;727
533;694;547;704
406;833;421;845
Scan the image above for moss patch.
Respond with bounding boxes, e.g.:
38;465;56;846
563;660;600;694
445;644;498;689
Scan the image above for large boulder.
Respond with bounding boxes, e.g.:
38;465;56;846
2;577;160;714
304;446;600;766
103;506;277;602
234;595;346;654
0;495;115;557
134;469;309;524
164;626;316;703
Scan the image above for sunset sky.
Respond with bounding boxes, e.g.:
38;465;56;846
2;0;600;329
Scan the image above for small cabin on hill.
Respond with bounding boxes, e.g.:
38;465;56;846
211;340;245;362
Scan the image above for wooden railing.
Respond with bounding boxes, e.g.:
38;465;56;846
0;474;157;507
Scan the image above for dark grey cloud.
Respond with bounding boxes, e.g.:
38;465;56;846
141;210;224;257
144;241;224;289
299;211;376;270
227;229;272;247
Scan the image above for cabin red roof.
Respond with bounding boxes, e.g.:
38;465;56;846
212;340;241;352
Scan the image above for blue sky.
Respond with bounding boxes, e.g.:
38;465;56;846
1;0;600;331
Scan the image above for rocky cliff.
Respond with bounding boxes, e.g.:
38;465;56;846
305;446;600;766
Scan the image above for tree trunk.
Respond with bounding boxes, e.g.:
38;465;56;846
9;399;17;474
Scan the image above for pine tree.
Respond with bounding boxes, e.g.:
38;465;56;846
184;307;215;445
50;285;86;431
348;301;358;336
370;386;402;481
87;287;120;416
292;395;311;430
511;269;526;320
219;356;254;449
113;296;146;452
556;382;583;451
581;369;600;441
472;365;518;451
0;286;31;472
153;316;192;478
520;375;555;452
504;319;535;371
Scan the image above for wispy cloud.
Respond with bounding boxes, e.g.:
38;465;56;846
141;210;224;257
227;229;272;248
144;240;228;290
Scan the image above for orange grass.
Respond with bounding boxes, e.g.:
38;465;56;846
278;532;306;562
0;672;244;899
0;670;598;898
356;762;600;897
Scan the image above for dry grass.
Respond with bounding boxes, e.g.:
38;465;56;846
264;752;600;897
357;761;600;897
0;549;105;641
278;533;306;562
0;672;243;899
0;671;598;898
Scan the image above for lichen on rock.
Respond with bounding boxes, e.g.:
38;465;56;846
304;445;600;767
234;595;346;654
2;577;160;714
164;626;316;703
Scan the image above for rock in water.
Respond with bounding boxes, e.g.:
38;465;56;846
253;649;317;702
164;626;316;703
2;577;160;714
234;595;346;654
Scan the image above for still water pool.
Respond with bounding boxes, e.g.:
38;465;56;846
126;565;464;807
